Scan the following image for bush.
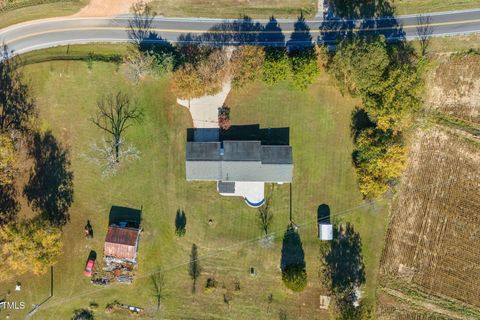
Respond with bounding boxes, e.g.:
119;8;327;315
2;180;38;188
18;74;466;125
218;105;231;131
282;264;307;292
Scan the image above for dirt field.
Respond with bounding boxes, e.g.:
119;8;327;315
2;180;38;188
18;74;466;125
379;128;480;313
73;0;144;16
427;53;480;124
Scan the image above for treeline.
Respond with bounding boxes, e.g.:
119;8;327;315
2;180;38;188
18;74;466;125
170;43;319;101
0;45;73;281
325;35;425;198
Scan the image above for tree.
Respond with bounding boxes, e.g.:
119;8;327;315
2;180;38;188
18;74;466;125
290;49;319;90
364;64;422;131
172;49;228;102
0;183;20;225
0;45;36;133
257;197;273;236
353;128;406;198
0;218;62;281
416;14;433;57
124;46;157;84
262;48;291;86
171;63;204;104
90;92;143;163
329;35;389;96
71;309;94;320
189;243;202;293
0;133;16;185
230;45;265;88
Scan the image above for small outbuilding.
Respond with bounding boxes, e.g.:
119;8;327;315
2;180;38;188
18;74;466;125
104;225;141;263
318;223;333;241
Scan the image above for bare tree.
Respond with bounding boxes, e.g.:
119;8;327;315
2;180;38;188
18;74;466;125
189;243;201;294
151;268;166;312
124;46;157;84
416;14;433;57
128;1;156;46
90;92;142;163
257;197;273;236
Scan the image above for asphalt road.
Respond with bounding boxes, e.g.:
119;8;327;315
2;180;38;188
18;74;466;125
0;9;479;55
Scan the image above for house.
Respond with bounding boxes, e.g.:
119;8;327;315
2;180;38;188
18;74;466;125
186;140;293;207
104;225;141;263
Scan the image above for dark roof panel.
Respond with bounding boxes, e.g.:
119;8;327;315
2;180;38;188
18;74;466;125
223;141;261;161
218;181;235;193
261;146;293;164
186;142;221;161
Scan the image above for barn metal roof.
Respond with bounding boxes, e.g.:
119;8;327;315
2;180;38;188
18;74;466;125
104;226;140;260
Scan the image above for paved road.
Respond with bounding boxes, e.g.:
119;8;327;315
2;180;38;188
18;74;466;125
0;9;479;55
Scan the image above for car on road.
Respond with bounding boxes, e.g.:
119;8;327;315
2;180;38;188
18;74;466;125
84;258;95;277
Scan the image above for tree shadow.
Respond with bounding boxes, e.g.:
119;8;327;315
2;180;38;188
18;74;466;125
221;124;290;145
127;2;156;46
0;183;20;225
259;16;285;46
280;224;305;274
318;0;406;45
85;219;93;238
23;131;74;227
187;125;290;145
324;223;365;293
175;209;187;236
350;107;375;142
280;224;307;291
287;13;313;51
108;205;142;229
317;204;331;224
0;44;36;134
176;15;287;48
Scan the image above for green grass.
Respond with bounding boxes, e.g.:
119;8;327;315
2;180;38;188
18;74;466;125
0;1;88;29
393;0;479;15
408;34;480;55
1;58;389;319
149;0;317;19
17;43;129;65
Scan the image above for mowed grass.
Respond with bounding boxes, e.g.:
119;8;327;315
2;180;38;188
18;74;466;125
393;0;479;15
1;59;389;319
150;0;317;19
0;1;88;29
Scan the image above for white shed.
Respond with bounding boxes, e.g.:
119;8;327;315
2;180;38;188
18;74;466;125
318;223;333;241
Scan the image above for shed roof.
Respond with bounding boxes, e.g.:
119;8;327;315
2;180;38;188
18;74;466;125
104;226;140;260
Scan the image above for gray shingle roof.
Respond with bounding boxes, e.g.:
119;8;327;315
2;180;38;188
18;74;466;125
186;141;293;182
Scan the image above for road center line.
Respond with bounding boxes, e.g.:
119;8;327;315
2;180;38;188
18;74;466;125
5;18;480;45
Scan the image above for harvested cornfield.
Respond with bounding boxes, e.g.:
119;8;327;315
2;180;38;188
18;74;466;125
380;128;480;309
427;53;480;123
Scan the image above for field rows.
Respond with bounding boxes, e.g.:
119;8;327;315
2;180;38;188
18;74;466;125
380;128;480;308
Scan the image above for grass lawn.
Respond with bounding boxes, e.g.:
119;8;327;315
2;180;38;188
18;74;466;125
149;0;317;19
0;56;389;319
393;0;479;15
0;1;88;29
